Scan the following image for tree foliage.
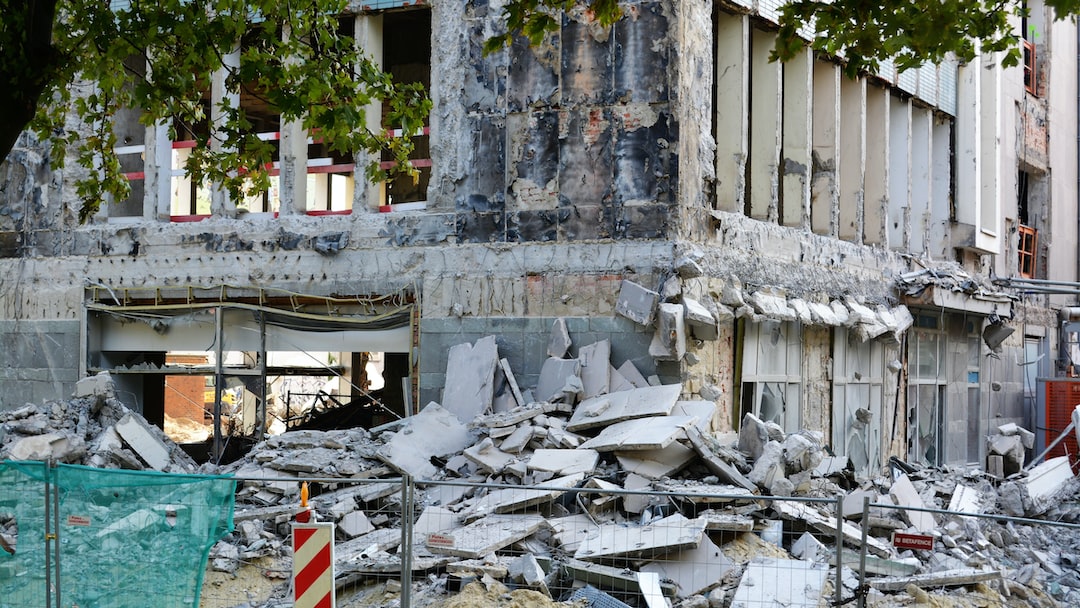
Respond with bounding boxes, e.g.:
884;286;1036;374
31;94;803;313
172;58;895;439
0;0;429;221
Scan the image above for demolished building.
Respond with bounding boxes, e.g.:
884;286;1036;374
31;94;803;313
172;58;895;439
0;0;1079;539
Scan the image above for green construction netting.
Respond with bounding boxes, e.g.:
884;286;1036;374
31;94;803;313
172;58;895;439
0;461;235;608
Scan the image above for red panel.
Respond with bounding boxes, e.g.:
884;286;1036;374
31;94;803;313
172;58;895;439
1044;381;1080;471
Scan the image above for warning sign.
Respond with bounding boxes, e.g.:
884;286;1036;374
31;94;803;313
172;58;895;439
66;515;91;527
426;533;455;549
892;532;934;551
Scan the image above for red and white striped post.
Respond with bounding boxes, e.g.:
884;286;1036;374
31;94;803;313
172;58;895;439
293;482;335;608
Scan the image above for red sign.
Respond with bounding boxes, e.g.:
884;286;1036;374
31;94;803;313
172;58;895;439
892;532;934;551
66;515;91;527
427;533;455;549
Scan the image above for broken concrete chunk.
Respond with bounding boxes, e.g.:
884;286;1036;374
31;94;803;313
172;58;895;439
997;422;1036;450
467;473;585;519
462;437;517;474
116;413;172;470
683;297;718;340
376;402;473;479
528;448;600;476
738;412;770;461
748;441;786;491
889;474;936;532
622;473;653;514
497;358;526;410
547;318;572;358
731;557;829;607
747;291;797;322
575;513;706;560
442;335;499;423
426;514;548;559
1024;455;1074;514
615;280;659;326
615;442;696;480
868;568;1002;592
578;340;611;399
616;360;651;389
641;532;733;598
6;432;86;463
339;510;375;538
567;383;682;432
649;303;686;361
499;426;534;454
791;532;828;562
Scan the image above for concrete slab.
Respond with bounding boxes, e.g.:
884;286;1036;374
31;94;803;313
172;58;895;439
466;472;585;519
730;557;828;607
622;473;652;514
425;514;548;559
499;426;535;453
377;402;473;479
1025;455;1074;513
649;303;686;361
115;413;171;470
684;426;757;492
868;568;1001;592
615;280;659;326
339;510;375;538
548;318;572;358
563;560;678;599
838;549;919;577
696;510;755;532
462;437;517;474
578;340;612;399
652;480;756;504
608;364;635;393
575;513;707;561
889;474;936;532
535;357;582;403
528;448;600;476
442;335;499;423
773;500;892;558
637;571;667;608
643;534;733;598
550;514;598;554
673;400;717;433
737;412;770;461
578;415;696;452
413;506;458;540
567;383;682;432
948;484;982;514
499;358;526;409
616;442;696;480
616;360;651;389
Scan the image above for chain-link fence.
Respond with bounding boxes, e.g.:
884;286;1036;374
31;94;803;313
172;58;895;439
7;465;1080;608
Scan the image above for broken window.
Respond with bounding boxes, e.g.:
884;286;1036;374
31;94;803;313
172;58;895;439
85;288;416;463
908;315;945;465
1017;170;1038;278
740;320;802;433
832;328;884;478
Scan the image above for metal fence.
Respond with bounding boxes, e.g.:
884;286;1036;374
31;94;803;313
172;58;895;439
6;466;1080;607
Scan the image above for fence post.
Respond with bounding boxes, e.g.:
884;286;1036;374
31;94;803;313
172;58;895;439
858;496;870;608
400;475;414;608
834;495;844;607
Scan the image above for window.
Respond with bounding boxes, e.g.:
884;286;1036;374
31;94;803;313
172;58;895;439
1018;169;1038;278
740;320;802;433
1018;225;1038;278
1023;39;1038;96
907;316;945;465
832;328;884;478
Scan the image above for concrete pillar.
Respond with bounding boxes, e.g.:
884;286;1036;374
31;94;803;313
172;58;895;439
909;108;932;255
811;59;839;236
749;29;782;221
954;59;981;240
929;116;952;259
887;98;911;251
714;12;749;214
838;76;865;242
863;86;889;245
279;24;308;216
781;48;812;228
978;53;1003;253
355;13;385;212
147;120;173;221
210;45;241;216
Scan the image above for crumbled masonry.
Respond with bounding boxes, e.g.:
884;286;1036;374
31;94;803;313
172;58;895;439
2;333;1080;608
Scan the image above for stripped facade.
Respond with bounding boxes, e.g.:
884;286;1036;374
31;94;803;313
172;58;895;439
0;0;1076;474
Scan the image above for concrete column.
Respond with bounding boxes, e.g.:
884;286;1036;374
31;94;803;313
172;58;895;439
279;24;308;216
810;59;839;236
838;76;866;242
887;98;911;250
781;48;812;228
863;86;889;245
978;53;1003;253
355;13;385;212
909;107;931;255
954;59;981;240
146;120;173;220
210;45;241;216
929;117;952;259
714;12;748;213
749;29;782;221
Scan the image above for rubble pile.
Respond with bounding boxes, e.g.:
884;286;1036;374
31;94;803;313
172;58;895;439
3;298;1080;606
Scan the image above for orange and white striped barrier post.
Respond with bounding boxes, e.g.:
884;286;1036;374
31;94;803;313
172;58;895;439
293;482;335;608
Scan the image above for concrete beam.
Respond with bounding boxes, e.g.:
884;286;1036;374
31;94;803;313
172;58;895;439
887;97;911;250
781;48;812;228
354;13;385;212
909;107;932;255
977;52;1003;254
210;45;241;215
748;28;782;222
838;76;866;242
714;12;749;213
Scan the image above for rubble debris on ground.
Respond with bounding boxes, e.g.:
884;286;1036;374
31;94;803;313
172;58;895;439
5;318;1080;608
